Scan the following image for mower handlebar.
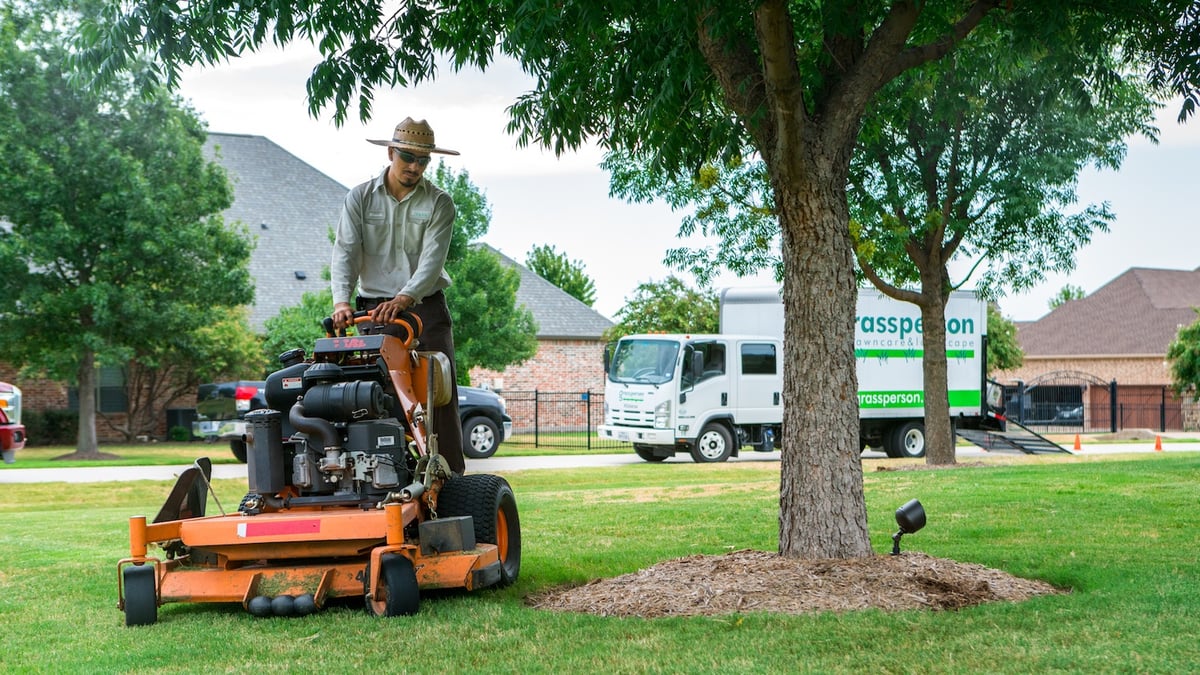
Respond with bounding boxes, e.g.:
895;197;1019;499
323;311;423;349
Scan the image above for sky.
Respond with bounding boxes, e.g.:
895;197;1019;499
177;44;1200;323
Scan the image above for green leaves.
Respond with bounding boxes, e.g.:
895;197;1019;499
603;276;718;341
0;2;255;444
524;244;597;307
1167;309;1200;400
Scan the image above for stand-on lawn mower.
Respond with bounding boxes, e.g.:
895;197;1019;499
117;313;521;625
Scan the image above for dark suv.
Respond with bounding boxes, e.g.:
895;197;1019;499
194;381;511;461
459;386;512;459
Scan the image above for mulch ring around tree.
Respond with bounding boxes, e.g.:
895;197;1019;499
526;549;1064;618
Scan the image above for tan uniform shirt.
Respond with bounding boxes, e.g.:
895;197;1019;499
331;168;455;306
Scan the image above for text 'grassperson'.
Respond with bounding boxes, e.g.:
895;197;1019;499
856;315;977;341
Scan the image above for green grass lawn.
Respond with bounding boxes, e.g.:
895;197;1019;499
2;453;1199;672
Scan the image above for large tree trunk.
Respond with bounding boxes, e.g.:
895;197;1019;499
75;348;100;457
776;173;873;559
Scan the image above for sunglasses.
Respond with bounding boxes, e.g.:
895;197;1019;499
393;149;432;167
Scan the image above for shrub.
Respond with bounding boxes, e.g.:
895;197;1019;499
167;425;192;442
21;409;78;446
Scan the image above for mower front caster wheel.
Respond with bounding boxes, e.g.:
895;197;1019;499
123;564;158;626
365;553;420;617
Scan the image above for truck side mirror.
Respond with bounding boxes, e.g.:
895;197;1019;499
691;352;704;382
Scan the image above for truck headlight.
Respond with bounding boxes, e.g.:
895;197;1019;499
654;401;670;428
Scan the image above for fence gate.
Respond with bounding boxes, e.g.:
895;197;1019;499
1005;372;1183;433
501;390;628;450
1004;371;1110;434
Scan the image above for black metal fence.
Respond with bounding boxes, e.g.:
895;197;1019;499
1003;380;1184;434
501;390;629;450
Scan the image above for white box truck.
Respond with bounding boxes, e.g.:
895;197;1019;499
598;287;999;462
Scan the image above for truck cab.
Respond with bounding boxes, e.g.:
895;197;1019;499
599;334;782;462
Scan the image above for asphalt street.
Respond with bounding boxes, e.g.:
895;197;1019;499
1;438;1195;484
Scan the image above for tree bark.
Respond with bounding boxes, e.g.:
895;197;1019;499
776;160;873;559
76;348;99;457
919;291;956;465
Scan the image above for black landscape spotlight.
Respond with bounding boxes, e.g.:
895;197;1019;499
891;499;926;555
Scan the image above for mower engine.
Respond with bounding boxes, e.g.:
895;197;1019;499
241;347;425;513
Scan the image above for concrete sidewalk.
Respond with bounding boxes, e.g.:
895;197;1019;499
1;440;1195;484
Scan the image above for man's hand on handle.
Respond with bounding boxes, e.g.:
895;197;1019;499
332;302;355;331
369;294;415;324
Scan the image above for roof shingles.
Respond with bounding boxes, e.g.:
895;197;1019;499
1018;267;1200;357
205;133;345;330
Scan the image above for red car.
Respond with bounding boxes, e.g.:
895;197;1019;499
0;405;24;463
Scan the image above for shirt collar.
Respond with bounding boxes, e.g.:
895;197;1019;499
370;167;426;201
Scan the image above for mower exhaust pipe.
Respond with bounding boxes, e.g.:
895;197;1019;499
288;402;340;451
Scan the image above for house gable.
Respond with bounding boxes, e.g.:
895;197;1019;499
1018;267;1200;358
205;133;346;330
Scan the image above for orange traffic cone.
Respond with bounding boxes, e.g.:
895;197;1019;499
1073;434;1081;452
1155;435;1163;452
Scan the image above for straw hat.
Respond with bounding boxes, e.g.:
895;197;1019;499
367;117;460;155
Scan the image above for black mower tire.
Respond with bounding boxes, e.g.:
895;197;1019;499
230;439;248;463
690;423;734;463
123;564;158;626
437;474;521;586
364;553;420;617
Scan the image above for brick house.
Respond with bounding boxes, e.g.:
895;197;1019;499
996;266;1200;431
468;246;615;433
5;132;614;440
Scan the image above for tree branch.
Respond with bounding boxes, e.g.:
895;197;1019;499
695;8;775;159
882;0;1005;82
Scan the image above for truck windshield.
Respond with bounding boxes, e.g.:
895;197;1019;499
609;339;680;385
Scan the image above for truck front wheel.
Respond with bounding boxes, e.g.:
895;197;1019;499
891;422;926;458
691;423;733;463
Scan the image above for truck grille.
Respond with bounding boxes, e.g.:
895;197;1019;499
609;408;654;427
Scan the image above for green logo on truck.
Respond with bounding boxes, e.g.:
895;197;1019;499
859;390;981;409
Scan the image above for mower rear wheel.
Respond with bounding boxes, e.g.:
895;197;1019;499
364;553;420;617
438;474;522;586
230;439;248;463
123;564;157;626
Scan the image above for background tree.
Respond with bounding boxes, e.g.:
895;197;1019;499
603;277;718;342
78;0;1200;557
0;4;253;458
118;309;265;441
848;24;1158;465
446;246;538;384
1166;310;1200;400
262;289;334;364
525;244;597;306
262;163;538;385
987;305;1023;375
1049;284;1087;310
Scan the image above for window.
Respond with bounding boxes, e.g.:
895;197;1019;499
695;342;726;383
741;343;777;375
68;366;129;413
